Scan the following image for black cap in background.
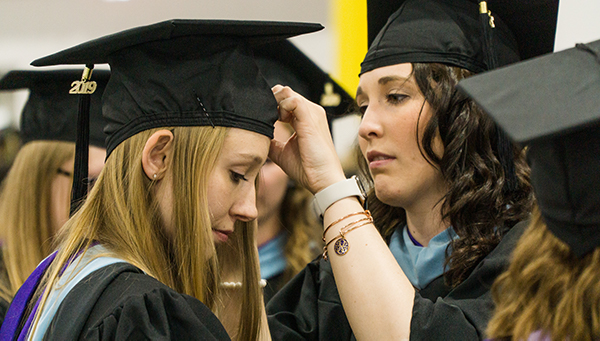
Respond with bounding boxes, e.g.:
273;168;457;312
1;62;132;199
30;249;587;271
363;0;559;75
253;39;354;124
0;69;110;148
457;39;600;257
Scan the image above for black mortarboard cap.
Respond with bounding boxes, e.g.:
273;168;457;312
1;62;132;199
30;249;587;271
31;19;323;213
457;39;600;257
32;19;324;157
0;69;109;148
363;0;559;75
253;39;354;122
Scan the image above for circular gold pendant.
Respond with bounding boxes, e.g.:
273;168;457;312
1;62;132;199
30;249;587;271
334;237;349;256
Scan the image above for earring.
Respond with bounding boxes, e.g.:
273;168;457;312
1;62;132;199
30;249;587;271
153;173;157;180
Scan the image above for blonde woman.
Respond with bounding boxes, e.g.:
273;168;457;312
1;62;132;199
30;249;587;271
458;38;600;341
0;70;108;308
0;20;322;340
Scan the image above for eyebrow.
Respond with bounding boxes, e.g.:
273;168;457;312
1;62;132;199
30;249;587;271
356;75;413;98
234;153;265;165
379;75;411;86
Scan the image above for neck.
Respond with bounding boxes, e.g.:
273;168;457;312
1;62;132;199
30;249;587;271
404;197;449;247
257;213;283;247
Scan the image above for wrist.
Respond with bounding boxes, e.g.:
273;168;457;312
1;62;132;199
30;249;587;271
312;175;366;218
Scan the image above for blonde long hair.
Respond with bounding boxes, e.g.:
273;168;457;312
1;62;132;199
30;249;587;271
487;207;600;341
30;126;262;340
280;184;321;282
0;141;74;302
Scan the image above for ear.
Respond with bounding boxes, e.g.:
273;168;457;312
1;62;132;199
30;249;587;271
142;130;174;181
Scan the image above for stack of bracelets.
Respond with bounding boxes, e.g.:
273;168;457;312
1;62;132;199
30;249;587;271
322;210;372;261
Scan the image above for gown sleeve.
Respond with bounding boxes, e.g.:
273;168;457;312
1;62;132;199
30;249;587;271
267;221;528;341
43;263;230;340
267;258;354;341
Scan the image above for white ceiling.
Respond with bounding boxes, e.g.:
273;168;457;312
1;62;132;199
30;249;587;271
0;0;335;126
0;0;333;70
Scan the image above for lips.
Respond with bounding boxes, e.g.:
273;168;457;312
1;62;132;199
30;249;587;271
366;151;395;168
212;229;233;243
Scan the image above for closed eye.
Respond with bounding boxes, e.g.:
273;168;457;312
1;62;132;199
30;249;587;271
230;171;248;183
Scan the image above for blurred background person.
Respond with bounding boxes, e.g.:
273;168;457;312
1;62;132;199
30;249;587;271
254;40;353;302
0;127;21;186
0;69;109;309
459;38;600;341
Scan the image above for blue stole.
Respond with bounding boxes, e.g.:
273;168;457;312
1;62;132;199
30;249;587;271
258;233;287;280
389;226;458;289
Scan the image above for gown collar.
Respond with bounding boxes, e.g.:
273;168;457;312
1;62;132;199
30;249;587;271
389;225;458;289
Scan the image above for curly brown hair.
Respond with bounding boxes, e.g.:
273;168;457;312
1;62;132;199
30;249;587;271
487;207;600;341
356;62;533;287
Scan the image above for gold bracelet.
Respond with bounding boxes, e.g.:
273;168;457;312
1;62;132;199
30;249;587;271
322;210;371;241
322;217;373;261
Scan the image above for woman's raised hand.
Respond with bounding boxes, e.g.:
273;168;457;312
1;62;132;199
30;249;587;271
270;85;346;194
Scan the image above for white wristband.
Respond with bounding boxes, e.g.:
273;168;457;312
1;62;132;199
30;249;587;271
312;175;366;217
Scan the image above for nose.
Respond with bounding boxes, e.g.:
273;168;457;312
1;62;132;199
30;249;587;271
358;105;383;141
231;185;258;222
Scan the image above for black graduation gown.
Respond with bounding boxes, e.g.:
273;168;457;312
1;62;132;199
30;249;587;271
266;221;528;341
263;272;287;304
41;262;230;340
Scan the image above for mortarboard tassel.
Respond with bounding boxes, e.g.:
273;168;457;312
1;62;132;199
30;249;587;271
479;1;517;193
69;64;95;215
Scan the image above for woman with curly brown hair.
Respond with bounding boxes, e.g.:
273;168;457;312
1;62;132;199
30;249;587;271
458;38;600;341
266;0;557;339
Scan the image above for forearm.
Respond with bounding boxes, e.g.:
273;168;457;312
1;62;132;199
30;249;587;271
324;197;415;340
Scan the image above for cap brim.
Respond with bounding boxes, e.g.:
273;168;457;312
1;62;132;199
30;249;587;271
32;19;324;66
457;39;600;143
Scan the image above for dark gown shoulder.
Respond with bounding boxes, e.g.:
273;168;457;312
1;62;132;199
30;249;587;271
267;220;529;341
263;271;287;304
43;262;230;340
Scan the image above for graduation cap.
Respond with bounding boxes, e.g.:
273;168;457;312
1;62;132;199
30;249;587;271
30;19;323;214
363;0;559;74
0;69;109;147
456;39;600;257
252;39;354;123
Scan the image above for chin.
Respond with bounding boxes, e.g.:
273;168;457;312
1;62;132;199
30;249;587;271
373;183;404;208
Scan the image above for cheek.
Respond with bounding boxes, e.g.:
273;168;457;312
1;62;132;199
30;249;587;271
206;174;228;221
50;176;71;231
358;137;368;157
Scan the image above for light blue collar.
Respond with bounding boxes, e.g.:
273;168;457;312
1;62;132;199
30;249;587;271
258;233;287;279
31;245;127;340
389;226;458;289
